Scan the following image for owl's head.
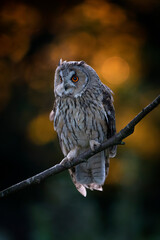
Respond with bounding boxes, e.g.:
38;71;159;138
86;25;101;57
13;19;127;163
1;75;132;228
54;59;100;98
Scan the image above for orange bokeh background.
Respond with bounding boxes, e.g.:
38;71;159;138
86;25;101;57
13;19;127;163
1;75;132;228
0;1;160;239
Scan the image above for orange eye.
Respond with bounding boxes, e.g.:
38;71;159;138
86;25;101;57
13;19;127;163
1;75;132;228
71;75;79;82
60;76;62;83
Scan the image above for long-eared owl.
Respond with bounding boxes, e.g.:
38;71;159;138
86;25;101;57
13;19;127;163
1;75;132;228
50;59;116;197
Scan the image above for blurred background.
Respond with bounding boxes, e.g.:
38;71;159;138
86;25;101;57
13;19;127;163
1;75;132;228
0;0;160;239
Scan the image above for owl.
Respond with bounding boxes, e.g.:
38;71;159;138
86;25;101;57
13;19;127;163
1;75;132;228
50;59;116;197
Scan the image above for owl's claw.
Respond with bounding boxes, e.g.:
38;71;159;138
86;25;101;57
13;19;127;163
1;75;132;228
60;157;68;165
60;147;79;166
90;140;101;151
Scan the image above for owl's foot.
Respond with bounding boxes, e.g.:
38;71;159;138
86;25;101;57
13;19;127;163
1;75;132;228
67;147;79;160
60;147;79;165
60;157;68;165
89;140;101;151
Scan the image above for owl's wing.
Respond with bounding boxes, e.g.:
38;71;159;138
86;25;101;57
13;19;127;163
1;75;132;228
102;85;117;158
49;102;68;156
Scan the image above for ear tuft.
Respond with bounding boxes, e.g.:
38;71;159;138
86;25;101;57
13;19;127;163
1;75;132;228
58;58;63;66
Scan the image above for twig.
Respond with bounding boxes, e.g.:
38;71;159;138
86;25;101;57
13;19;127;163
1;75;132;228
0;95;160;199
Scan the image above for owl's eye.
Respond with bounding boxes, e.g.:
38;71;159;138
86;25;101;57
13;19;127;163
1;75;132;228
71;75;79;82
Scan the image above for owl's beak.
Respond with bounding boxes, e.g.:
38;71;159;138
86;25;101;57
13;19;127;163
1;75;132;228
63;83;75;96
64;84;69;91
64;82;76;90
56;82;75;97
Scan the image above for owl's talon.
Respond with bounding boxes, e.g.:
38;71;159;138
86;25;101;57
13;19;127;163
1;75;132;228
60;157;68;165
60;147;79;166
66;147;79;161
90;140;101;151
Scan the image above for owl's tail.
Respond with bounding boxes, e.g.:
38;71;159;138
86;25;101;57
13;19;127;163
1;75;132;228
68;169;87;197
69;151;109;196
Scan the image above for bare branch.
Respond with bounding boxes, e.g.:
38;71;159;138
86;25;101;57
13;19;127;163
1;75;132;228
0;95;160;199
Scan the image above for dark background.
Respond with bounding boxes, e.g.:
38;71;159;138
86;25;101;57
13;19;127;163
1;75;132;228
0;0;160;239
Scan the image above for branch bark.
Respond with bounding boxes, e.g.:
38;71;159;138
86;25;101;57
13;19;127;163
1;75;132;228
0;95;160;199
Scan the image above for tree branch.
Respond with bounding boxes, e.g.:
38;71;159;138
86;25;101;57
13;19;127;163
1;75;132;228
0;95;160;199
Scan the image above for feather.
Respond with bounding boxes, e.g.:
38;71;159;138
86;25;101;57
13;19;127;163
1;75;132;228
58;58;63;66
102;85;117;157
51;60;117;196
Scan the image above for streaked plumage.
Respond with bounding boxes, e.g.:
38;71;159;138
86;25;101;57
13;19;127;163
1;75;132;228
50;60;116;196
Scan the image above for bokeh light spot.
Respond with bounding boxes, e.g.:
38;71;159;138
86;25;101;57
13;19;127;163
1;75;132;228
101;57;130;85
28;113;56;145
0;3;41;62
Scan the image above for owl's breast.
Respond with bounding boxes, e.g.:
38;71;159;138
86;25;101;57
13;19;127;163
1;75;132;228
54;97;107;153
